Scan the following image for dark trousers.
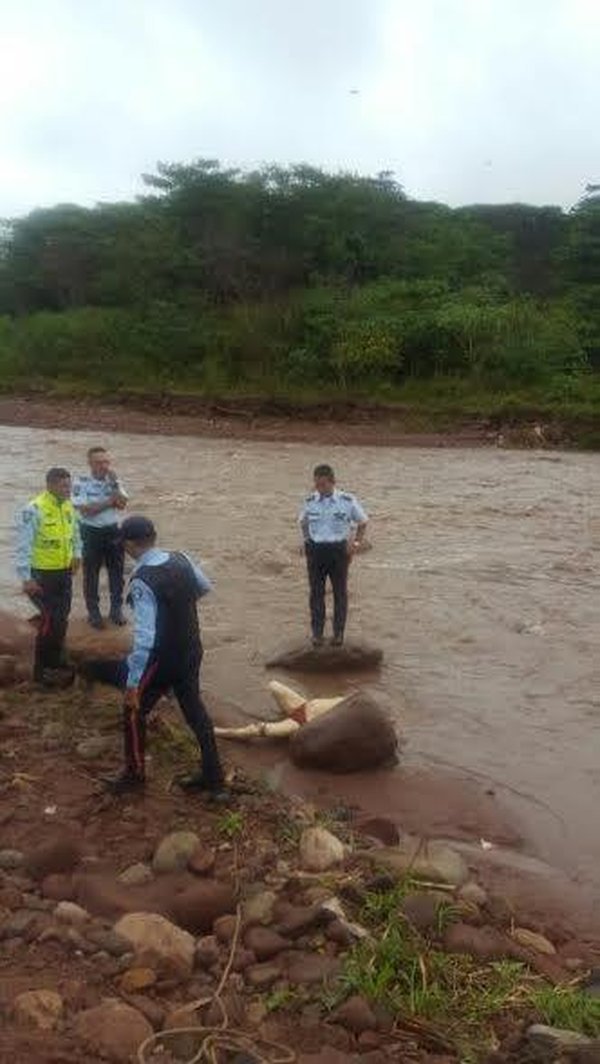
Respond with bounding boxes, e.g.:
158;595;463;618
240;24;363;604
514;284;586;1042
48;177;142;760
29;569;73;680
82;651;224;787
81;524;124;618
305;540;349;639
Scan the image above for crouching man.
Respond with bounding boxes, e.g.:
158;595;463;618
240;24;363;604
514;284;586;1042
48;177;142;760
81;515;227;800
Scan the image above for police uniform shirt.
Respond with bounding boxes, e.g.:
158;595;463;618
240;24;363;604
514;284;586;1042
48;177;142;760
299;489;368;543
72;473;129;528
126;547;212;688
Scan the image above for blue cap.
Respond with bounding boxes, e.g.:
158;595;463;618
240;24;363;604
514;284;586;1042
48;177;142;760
118;515;156;542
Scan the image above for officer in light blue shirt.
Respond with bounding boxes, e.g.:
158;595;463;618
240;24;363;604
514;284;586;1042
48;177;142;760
299;463;368;646
78;516;227;801
72;446;128;629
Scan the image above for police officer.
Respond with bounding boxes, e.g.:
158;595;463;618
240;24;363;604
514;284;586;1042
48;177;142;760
299;463;368;646
15;467;82;685
72;446;128;629
80;515;227;800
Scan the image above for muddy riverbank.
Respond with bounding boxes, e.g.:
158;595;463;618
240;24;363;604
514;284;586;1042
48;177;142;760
0;421;599;934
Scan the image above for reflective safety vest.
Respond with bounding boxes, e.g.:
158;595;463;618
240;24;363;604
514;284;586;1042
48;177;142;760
30;491;77;571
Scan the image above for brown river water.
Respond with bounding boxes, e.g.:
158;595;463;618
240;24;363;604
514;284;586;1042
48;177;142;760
1;425;599;928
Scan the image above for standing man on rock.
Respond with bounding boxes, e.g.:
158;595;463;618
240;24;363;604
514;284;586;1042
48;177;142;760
15;467;82;686
299;463;368;647
79;515;228;800
73;447;128;629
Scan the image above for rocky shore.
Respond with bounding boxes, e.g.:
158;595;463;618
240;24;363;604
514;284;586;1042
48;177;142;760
1;665;600;1064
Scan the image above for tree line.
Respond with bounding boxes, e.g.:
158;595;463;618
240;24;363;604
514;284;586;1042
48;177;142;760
0;161;598;400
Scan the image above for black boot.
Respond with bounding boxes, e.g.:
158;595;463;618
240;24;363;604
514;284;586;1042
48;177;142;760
88;612;105;630
109;609;127;627
103;770;145;796
177;771;230;803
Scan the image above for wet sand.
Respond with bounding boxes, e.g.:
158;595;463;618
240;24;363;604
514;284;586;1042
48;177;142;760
1;424;599;928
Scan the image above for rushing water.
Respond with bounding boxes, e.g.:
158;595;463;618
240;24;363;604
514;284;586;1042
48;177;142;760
1;425;599;896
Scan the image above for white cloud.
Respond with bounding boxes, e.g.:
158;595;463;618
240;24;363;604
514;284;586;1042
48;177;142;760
0;0;597;214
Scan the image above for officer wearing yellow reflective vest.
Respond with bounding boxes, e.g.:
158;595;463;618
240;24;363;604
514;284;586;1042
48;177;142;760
15;467;82;685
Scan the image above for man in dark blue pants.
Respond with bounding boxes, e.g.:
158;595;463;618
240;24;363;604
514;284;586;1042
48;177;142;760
80;515;227;799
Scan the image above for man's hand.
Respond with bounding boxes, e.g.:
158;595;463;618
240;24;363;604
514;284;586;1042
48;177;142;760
22;578;42;597
113;495;127;510
71;558;81;575
346;539;359;563
124;687;140;711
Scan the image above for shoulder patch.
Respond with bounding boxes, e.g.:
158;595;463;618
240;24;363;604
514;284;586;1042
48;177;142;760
129;583;145;603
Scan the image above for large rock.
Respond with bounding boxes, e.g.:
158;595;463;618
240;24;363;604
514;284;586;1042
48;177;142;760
168;880;235;934
74;1000;153;1062
290;693;397;773
152;831;200;874
299;827;345;872
11;989;63;1030
362;837;468;887
24;837;82;880
113;912;195;979
267;641;383;673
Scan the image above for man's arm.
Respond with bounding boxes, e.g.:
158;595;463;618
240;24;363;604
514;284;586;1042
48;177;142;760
348;497;368;552
72;514;82;570
126;580;157;688
15;505;39;586
72;477;121;517
298;501;310;543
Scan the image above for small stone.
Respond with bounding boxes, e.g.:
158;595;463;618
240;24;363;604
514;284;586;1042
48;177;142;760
214;913;238;944
246;999;268;1025
85;926;132;957
244;926;288;960
114;912;195;979
399;891;450;933
152;831;200;874
365;838;468;887
286;952;341;986
12;989;63;1030
0;849;24;870
76;735;111;760
444;923;511;961
355;816;400;846
40;873;74;901
325;920;354;947
75;1000;153;1062
274;902;325;938
232;948;256;973
244;963;281;989
457;881;488;907
118;862;153;886
242;890;277;926
188;846;216;876
119;967;157;993
54;900;90;926
299;827;345;872
332;994;377;1033
25;837;82;881
195;934;221;968
511;927;556;955
0;909;40;941
527;1024;592;1049
169;880;235;934
121;993;165;1030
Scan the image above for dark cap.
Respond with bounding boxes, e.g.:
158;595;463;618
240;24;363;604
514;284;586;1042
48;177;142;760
118;515;156;542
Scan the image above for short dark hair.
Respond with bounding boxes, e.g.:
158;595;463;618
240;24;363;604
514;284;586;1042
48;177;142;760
313;463;335;480
87;446;107;460
46;467;70;486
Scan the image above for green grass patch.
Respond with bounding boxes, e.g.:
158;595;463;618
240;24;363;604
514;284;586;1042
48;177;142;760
529;986;600;1038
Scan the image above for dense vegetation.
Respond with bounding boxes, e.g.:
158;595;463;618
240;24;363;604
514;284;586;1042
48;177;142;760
0;162;598;421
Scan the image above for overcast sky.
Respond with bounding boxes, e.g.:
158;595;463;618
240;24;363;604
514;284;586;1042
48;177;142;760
1;0;598;217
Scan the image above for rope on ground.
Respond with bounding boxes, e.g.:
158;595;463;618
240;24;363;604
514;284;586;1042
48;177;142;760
137;903;296;1064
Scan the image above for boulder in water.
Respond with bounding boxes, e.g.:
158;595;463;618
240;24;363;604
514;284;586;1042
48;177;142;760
289;692;397;773
267;640;383;673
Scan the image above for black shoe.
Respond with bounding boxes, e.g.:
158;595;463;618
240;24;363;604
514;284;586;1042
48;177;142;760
109;610;127;627
103;771;145;796
88;614;105;630
331;634;344;647
37;667;75;689
176;772;230;803
312;636;324;648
